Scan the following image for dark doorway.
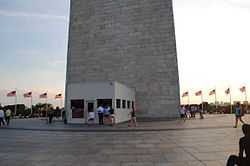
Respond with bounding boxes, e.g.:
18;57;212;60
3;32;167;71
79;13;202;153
88;102;94;113
71;99;84;118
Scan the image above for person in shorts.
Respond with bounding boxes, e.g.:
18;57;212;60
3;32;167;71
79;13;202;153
129;107;137;127
109;107;115;125
234;102;245;128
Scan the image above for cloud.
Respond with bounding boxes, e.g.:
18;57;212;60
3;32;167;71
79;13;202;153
0;10;68;21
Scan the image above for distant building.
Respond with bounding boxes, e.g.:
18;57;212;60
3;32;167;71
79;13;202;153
233;101;241;105
243;101;248;105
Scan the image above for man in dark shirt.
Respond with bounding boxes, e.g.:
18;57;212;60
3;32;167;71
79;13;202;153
227;124;250;166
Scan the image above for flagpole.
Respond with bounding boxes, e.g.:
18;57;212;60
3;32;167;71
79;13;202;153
245;87;248;112
60;98;63;109
229;88;232;114
214;89;217;111
60;97;63;119
201;93;204;111
30;95;33;117
45;96;48;117
0;91;1;106
14;90;17;116
215;86;218;111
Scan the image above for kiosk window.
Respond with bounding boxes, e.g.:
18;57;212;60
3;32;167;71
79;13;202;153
71;99;84;118
122;100;126;109
116;99;121;109
127;101;131;109
97;99;112;107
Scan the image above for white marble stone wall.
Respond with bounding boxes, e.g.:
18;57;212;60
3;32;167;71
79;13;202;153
66;0;180;118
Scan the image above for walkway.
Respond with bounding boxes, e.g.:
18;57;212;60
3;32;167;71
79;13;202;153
0;114;248;166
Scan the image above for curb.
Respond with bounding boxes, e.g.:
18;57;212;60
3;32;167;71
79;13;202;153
0;125;233;133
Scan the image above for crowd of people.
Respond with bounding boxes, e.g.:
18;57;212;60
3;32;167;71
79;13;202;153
179;105;204;120
1;102;247;130
96;105;115;125
95;105;137;127
0;107;12;127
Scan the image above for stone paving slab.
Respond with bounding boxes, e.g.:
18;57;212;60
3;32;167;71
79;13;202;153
0;114;249;166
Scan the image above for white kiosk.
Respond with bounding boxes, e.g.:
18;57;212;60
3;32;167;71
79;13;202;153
66;81;135;124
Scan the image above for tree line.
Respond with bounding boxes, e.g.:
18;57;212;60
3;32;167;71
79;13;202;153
0;103;62;118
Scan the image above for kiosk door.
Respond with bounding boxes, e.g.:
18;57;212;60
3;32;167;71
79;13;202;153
87;102;95;123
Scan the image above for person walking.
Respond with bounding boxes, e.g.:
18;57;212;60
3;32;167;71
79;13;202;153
97;105;104;125
5;109;11;126
0;108;5;127
234;103;245;128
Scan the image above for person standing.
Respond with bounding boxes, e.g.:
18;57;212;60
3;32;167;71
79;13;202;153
97;105;104;125
103;105;111;124
0;108;5;127
129;107;137;127
199;106;204;119
179;106;186;121
109;107;115;125
5;109;11;126
61;109;67;124
185;105;191;119
48;109;54;124
234;103;245;128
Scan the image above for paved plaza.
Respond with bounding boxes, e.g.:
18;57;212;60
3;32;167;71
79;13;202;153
0;115;249;166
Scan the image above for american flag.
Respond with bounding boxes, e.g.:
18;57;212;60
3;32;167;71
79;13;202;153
225;88;230;95
40;93;47;99
209;89;216;96
195;90;202;96
240;86;246;93
55;94;63;99
7;91;16;97
24;92;32;98
182;91;189;97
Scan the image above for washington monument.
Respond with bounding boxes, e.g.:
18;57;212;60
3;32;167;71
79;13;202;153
65;0;180;119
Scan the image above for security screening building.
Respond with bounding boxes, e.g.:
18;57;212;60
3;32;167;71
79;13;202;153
65;0;180;124
66;81;135;124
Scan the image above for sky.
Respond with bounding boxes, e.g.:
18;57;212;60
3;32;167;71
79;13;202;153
0;0;250;106
173;0;250;104
0;0;69;106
